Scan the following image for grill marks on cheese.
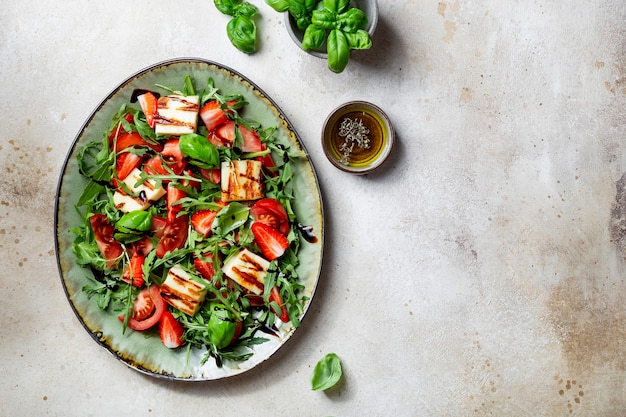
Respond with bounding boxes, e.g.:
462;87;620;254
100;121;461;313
160;265;208;316
221;160;264;202
154;95;200;136
113;168;166;212
222;248;270;295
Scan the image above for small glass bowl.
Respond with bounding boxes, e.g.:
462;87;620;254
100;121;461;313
321;101;394;174
284;0;379;58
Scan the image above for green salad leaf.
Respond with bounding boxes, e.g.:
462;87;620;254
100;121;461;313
311;353;343;391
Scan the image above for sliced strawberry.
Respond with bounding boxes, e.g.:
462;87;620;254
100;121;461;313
131;287;155;321
200;100;230;132
161;138;186;175
112;132;162;152
214;120;236;145
239;125;264;152
191;210;219;237
159;311;184;348
251;222;290;261
256;151;278;177
194;254;217;280
122;253;145;287
166;184;187;222
250;198;289;235
108;113;135;141
270;286;289;323
137;92;158;128
208;131;229;148
115;151;142;182
198;167;221;184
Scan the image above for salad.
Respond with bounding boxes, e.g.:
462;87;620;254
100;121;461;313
70;74;313;368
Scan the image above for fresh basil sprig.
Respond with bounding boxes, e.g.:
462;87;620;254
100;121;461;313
214;0;259;54
267;0;372;73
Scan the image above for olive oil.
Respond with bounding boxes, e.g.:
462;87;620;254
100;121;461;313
327;108;386;168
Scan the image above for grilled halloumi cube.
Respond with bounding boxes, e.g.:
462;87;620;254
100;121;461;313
222;248;270;295
220;160;264;202
113;168;166;212
154;94;200;136
160;264;209;316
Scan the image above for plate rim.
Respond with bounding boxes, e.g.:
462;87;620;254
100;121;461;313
53;57;325;381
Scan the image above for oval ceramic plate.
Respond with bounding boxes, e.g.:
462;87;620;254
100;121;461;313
54;58;324;381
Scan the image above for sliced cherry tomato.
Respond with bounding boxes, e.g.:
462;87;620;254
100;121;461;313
270;286;289;323
250;198;289;235
151;215;167;238
166;184;187;223
161;138;186;175
112;132;162;152
115;151;142;182
122;253;145;287
118;285;166;331
89;214;123;268
156;215;189;258
137;92;158;128
128;236;154;258
130;287;155;320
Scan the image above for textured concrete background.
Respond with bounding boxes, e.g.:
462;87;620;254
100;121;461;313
1;0;625;415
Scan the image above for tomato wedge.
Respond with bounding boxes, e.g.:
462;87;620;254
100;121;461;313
119;285;166;331
156;215;189;258
250;198;289;235
89;214;123;268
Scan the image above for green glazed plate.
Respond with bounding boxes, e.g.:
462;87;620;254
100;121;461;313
54;58;324;381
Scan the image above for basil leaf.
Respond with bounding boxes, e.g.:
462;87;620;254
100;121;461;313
266;0;290;12
344;29;372;50
302;25;327;50
311;353;343;391
323;0;349;14
179;134;220;169
227;15;257;54
235;1;258;17
336;8;367;33
312;8;336;29
327;29;350;73
214;0;240;15
208;303;239;349
115;210;152;243
212;202;250;236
